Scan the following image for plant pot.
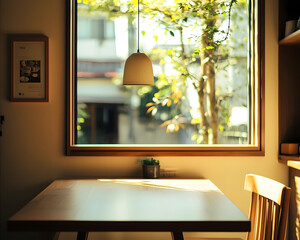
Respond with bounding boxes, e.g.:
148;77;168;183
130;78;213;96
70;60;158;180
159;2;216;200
142;165;160;179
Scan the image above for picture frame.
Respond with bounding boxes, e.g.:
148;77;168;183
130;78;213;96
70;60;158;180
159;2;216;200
10;35;49;102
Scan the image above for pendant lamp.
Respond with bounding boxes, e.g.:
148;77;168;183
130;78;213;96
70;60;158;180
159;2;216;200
123;0;154;86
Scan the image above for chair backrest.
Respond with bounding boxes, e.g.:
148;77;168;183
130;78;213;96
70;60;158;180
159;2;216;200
244;174;291;240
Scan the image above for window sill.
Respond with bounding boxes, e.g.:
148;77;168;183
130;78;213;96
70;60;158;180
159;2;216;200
67;145;265;156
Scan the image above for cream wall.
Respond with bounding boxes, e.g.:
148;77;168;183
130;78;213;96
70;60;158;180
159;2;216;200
0;0;288;239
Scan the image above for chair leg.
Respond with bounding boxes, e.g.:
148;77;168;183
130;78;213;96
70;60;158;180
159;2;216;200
77;232;88;240
172;231;184;240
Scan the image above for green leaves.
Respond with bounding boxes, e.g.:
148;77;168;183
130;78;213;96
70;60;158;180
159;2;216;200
139;157;160;165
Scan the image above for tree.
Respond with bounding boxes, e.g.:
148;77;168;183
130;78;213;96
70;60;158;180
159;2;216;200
78;0;248;144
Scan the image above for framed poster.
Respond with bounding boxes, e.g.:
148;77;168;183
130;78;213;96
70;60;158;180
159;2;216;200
11;35;49;102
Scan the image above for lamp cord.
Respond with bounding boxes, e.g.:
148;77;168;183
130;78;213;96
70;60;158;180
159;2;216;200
137;0;140;53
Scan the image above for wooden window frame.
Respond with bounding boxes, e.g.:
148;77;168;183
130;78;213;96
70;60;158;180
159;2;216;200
66;0;265;156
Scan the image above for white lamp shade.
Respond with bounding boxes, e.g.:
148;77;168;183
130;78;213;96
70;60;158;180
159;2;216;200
123;52;154;86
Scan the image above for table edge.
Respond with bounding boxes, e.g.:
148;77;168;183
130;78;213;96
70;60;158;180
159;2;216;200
7;220;251;232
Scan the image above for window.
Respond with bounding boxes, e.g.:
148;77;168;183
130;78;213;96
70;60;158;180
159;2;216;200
67;0;264;156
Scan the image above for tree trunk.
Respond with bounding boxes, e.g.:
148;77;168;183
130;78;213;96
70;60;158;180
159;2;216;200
198;4;219;144
207;58;219;144
179;25;210;144
199;63;209;144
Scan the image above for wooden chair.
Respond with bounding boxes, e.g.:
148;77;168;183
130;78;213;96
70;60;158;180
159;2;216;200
185;174;291;240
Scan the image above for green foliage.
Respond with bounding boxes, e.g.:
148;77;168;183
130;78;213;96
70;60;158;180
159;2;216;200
139;157;160;165
77;103;89;131
77;103;90;143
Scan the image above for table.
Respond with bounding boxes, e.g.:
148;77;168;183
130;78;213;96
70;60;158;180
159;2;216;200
8;179;250;240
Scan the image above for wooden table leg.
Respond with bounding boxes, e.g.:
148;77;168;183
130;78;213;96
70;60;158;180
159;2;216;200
77;232;88;240
172;231;184;240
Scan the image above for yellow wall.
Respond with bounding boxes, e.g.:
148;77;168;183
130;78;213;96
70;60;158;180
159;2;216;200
0;0;288;239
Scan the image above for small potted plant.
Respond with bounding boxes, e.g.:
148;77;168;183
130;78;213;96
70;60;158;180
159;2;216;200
139;157;160;179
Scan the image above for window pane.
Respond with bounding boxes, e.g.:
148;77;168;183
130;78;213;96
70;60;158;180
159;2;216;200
76;0;250;145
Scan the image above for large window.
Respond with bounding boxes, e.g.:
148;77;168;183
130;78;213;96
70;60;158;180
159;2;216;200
67;0;264;156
